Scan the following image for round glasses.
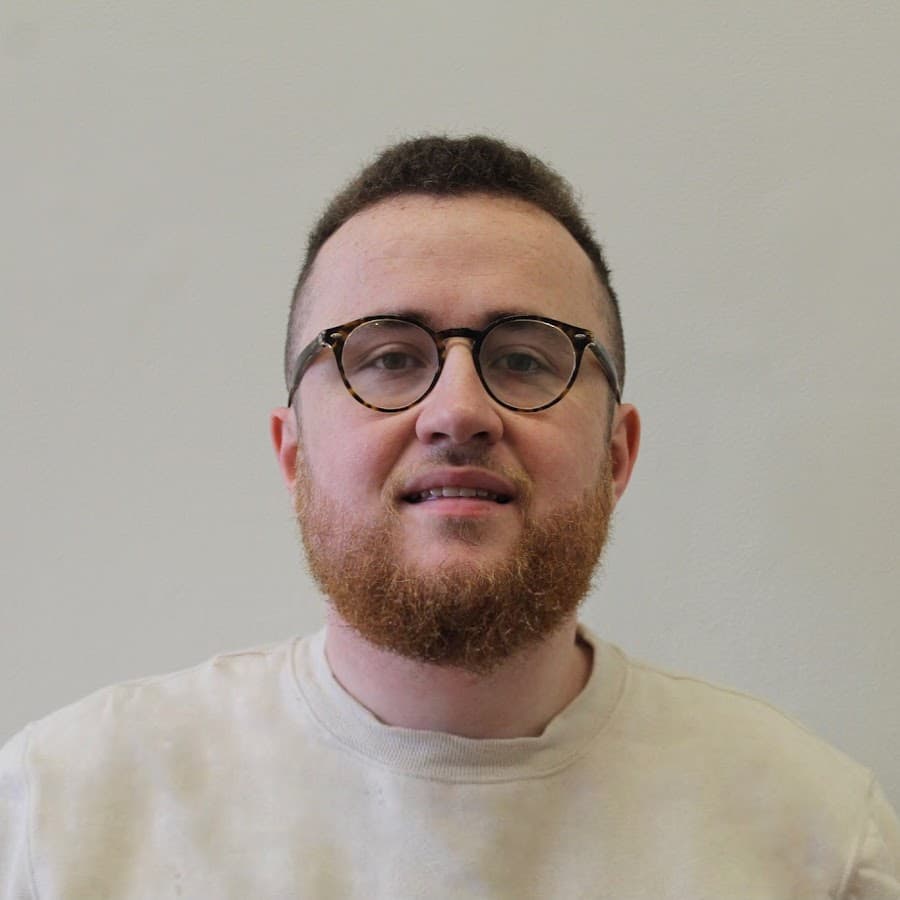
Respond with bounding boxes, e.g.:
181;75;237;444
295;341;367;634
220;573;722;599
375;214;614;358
287;314;621;413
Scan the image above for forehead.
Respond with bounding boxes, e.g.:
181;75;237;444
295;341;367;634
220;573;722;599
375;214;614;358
300;194;606;340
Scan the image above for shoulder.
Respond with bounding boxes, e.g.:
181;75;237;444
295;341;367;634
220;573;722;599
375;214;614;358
0;635;323;894
609;649;881;841
616;652;872;786
598;648;900;891
8;638;303;782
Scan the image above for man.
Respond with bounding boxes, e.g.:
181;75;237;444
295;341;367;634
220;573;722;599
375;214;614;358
2;136;898;897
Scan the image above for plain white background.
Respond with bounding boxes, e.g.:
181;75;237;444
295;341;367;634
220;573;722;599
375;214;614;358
2;2;898;805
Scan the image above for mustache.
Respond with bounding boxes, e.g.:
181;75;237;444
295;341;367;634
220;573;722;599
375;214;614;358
426;445;496;468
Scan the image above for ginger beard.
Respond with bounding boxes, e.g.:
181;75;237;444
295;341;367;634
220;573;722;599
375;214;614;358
294;448;615;674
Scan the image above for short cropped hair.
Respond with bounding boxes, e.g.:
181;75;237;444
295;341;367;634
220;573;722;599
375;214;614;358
284;135;625;394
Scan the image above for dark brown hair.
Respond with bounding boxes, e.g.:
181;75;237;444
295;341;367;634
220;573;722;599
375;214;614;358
285;135;625;392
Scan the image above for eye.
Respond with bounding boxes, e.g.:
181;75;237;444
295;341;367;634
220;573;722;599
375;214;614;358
486;345;557;377
364;348;428;372
494;351;545;374
348;342;433;377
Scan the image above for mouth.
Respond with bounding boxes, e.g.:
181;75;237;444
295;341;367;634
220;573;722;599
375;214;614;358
399;468;518;507
404;486;513;504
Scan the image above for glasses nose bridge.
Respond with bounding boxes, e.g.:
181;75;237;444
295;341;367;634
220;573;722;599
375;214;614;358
431;328;488;394
434;325;481;347
434;326;481;365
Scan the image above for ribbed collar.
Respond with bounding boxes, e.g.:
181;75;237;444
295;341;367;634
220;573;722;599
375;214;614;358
290;624;627;783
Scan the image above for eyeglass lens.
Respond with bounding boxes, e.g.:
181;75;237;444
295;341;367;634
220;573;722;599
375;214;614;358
339;319;578;411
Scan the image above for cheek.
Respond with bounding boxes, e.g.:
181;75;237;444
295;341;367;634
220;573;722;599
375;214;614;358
302;414;409;499
519;412;608;506
529;449;602;505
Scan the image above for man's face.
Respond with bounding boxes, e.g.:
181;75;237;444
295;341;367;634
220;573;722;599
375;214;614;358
276;194;637;669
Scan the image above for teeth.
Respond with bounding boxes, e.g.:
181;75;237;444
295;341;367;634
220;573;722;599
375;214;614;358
413;487;504;502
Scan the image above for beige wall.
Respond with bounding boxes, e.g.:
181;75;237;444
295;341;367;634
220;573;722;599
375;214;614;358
2;2;898;802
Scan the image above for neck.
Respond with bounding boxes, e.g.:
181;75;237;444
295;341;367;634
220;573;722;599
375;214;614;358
323;612;593;739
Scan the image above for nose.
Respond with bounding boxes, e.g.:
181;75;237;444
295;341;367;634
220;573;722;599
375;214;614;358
414;340;504;446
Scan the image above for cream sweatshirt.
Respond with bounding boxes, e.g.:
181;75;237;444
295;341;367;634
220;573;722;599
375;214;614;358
2;627;898;898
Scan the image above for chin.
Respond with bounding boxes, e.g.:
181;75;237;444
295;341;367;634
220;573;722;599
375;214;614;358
402;535;516;571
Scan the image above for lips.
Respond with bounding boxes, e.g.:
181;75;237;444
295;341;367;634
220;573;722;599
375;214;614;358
407;486;510;504
400;469;516;505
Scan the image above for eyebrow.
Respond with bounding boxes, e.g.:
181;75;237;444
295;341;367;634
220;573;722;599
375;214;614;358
386;306;541;330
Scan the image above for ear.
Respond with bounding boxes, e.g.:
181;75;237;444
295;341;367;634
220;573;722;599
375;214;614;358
270;407;299;492
608;403;640;502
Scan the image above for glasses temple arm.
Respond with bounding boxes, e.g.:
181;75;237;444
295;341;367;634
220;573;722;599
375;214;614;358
287;334;329;407
587;342;622;404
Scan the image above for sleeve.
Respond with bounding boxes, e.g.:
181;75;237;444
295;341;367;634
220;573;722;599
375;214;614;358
841;778;900;900
0;728;38;900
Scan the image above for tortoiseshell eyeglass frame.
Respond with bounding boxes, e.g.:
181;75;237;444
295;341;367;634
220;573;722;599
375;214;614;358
286;314;622;413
